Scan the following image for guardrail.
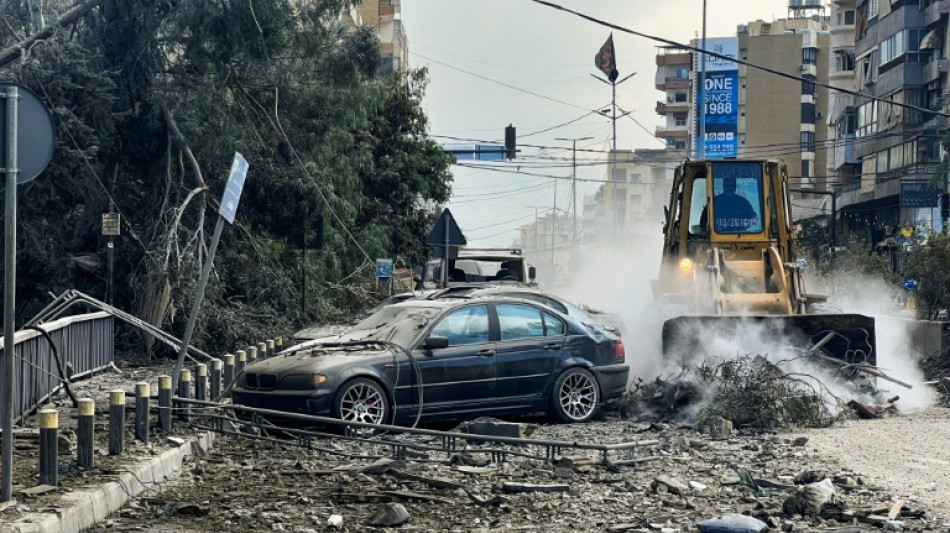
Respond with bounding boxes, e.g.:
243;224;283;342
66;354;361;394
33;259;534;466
1;312;113;423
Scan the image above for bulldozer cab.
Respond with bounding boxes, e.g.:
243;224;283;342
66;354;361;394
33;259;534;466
663;159;795;266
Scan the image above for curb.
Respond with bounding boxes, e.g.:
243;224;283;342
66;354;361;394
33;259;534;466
2;431;216;533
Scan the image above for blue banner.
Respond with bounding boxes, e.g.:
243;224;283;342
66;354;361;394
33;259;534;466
699;71;738;158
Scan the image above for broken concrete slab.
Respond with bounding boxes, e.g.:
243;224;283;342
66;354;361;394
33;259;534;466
367;502;410;527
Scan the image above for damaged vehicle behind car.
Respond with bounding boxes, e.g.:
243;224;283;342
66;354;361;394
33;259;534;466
232;297;628;426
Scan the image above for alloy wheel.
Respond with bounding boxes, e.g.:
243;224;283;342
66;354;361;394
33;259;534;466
558;371;598;421
338;381;387;425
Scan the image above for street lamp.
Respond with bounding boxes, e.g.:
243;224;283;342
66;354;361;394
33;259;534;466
555;136;594;250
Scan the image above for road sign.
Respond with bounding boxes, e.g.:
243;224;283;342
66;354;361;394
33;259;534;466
219;152;249;224
900;182;941;208
904;276;918;291
0;84;54;184
426;208;467;247
376;258;394;280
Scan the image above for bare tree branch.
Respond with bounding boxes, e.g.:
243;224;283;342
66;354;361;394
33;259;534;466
0;0;104;69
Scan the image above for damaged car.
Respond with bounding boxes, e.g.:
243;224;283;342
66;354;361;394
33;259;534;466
232;297;628;426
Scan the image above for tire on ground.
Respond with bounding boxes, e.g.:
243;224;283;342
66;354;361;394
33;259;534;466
332;377;390;427
548;367;600;423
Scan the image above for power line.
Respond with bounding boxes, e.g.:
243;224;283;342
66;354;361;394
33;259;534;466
530;0;950;119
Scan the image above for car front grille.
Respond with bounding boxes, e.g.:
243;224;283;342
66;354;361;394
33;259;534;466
244;373;277;390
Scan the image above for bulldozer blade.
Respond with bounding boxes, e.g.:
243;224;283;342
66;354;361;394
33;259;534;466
662;314;876;366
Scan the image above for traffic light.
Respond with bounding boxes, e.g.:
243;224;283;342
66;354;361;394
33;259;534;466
505;124;516;159
942;193;950;222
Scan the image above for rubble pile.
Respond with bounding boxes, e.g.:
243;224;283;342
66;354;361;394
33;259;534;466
622;354;909;429
85;416;943;532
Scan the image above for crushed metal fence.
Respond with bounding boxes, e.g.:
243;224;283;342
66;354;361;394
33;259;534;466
1;312;114;423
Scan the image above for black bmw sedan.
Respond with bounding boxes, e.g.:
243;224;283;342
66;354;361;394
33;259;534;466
232;297;628;425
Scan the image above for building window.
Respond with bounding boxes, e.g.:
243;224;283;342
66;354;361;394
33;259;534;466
836;110;856;137
834;50;855;72
801;102;816;123
630;173;643;184
869;0;879;18
674;114;687;127
802;47;818;65
800;131;816;152
801;74;817;95
801;160;811;179
675;68;689;79
844;9;855;25
674;140;687;150
612;169;627;182
675;92;688;102
856;101;878;137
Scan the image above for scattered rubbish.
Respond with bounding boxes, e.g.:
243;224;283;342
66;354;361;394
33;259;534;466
689;480;708;491
326;513;343;529
500;482;570;494
696;514;768;533
367;502;410;527
652;475;689;495
783;478;836;517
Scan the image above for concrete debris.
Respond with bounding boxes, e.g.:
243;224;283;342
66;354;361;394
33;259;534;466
366;502;410;527
697;514;768;533
326;514;343;528
500;481;570;494
652;475;689;495
707;417;734;440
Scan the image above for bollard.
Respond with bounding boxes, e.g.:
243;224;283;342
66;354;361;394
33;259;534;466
109;390;125;456
247;346;258;365
195;363;208;402
223;354;235;388
39;409;59;486
135;382;149;444
177;369;192;422
158;375;172;432
276;336;283;351
236;350;247;374
77;398;94;469
210;359;223;399
267;339;275;357
257;341;267;359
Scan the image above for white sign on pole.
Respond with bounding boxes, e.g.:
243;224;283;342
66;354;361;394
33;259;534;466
219;152;249;224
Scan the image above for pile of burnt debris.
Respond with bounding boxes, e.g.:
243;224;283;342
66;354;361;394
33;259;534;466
619;351;909;429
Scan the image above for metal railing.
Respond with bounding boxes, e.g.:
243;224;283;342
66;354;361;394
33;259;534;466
1;312;114;423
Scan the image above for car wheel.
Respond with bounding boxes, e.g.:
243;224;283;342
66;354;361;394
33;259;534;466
549;368;600;423
333;378;390;426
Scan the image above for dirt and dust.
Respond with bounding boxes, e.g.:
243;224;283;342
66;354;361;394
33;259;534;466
78;410;948;532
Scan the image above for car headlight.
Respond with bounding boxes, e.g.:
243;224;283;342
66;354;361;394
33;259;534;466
279;373;327;390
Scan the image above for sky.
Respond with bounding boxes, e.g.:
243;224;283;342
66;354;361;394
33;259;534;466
401;0;795;246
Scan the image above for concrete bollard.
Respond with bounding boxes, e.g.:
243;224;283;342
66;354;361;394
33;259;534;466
135;382;150;444
247;346;258;365
210;359;223;399
236;350;247;374
276;336;283;351
195;363;208;401
77;398;94;469
158;375;172;432
177;369;192;422
39;409;59;486
267;339;275;357
257;341;267;359
223;354;235;388
109;390;125;456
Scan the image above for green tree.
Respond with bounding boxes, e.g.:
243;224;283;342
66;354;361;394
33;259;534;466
906;233;950;320
0;0;453;354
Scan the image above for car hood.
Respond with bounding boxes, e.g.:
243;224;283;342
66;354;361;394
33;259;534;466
245;344;390;375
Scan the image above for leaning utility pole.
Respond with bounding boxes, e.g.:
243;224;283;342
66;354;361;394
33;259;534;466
556;136;593;249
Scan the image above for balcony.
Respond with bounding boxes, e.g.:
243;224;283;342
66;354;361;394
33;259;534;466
655;101;690;115
655;125;689;138
655;76;690;90
924;57;949;83
926;0;949;26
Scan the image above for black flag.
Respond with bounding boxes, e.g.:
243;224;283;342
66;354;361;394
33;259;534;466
595;33;619;83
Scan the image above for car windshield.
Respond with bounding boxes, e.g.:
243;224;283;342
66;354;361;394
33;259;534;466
342;305;441;347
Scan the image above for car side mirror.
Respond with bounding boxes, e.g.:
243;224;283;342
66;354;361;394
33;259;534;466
424;336;450;350
528;266;536;280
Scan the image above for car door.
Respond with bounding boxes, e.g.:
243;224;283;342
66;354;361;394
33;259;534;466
402;304;496;416
492;303;566;404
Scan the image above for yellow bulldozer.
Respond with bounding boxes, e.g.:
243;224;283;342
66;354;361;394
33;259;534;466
652;159;876;364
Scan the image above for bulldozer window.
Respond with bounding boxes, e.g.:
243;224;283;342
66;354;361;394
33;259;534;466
688;176;708;237
712;161;764;234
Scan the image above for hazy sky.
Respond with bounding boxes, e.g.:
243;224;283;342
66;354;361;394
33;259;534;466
401;0;796;246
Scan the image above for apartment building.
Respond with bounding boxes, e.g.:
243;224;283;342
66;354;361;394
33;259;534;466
655;47;694;154
826;0;861;189
340;0;409;74
834;0;949;241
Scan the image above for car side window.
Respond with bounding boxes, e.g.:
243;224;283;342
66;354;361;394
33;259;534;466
429;305;490;346
542;311;565;336
497;304;545;340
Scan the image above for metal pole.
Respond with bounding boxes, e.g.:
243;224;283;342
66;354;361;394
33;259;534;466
107;234;114;306
572;140;577;248
551;181;557;262
442;214;449;286
612;82;617;152
171;215;226;392
699;0;707;159
2;85;19;503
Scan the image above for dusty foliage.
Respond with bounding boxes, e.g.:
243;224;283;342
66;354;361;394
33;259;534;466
624;355;842;429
